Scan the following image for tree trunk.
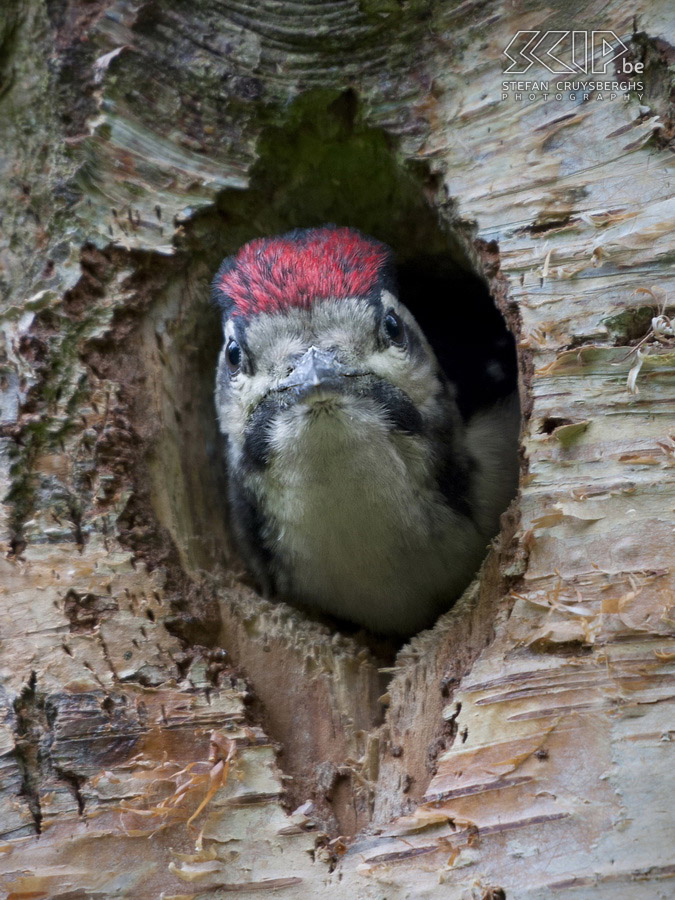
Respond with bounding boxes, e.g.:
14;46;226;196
1;1;673;898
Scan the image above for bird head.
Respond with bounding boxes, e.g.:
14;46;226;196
212;226;460;469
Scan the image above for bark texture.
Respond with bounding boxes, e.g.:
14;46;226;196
0;1;673;898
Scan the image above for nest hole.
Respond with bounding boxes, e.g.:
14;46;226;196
135;89;521;837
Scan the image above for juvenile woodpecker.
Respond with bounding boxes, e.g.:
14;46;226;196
213;226;519;636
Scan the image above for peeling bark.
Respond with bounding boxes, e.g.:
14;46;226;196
0;0;673;898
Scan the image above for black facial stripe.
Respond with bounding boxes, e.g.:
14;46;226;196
365;381;424;436
242;398;278;469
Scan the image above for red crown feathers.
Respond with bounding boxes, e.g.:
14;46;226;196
213;227;392;318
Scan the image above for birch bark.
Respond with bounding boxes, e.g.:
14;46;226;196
0;1;673;898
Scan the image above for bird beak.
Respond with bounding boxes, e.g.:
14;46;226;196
278;347;359;395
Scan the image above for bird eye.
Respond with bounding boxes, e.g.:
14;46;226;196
226;338;242;373
383;309;405;346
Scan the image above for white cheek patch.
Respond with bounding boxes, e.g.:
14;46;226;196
364;304;438;410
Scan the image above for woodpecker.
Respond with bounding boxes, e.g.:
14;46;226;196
213;226;519;636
